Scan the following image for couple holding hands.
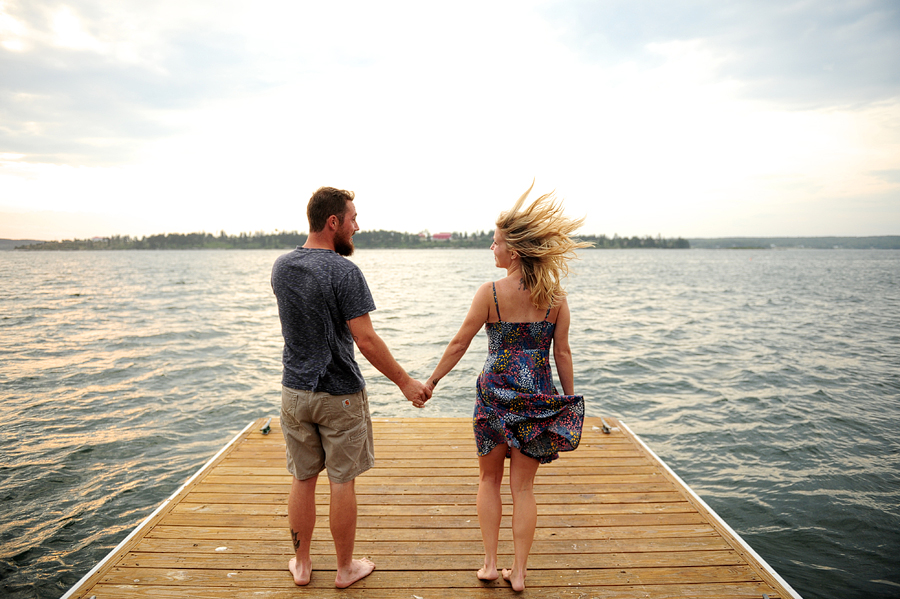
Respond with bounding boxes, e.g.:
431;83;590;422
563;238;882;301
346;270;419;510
272;184;589;590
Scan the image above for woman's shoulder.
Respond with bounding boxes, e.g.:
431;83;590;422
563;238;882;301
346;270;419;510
549;295;570;323
474;281;496;295
471;281;496;307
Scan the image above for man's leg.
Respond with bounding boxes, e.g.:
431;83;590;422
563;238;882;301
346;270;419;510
287;475;318;585
330;478;375;588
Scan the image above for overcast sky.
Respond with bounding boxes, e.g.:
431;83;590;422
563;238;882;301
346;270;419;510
1;0;899;240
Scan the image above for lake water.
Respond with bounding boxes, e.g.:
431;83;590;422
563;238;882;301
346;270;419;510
1;248;898;598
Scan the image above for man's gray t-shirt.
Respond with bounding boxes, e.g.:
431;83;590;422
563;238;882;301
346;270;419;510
271;247;376;395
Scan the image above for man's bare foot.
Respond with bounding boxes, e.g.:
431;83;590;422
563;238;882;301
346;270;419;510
502;567;526;592
288;556;312;586
477;565;499;581
335;557;375;588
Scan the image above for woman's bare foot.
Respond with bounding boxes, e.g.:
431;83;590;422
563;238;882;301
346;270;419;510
288;556;312;586
502;567;526;592
477;564;499;581
335;557;375;588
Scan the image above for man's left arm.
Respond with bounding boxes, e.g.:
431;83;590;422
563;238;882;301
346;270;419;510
347;313;430;406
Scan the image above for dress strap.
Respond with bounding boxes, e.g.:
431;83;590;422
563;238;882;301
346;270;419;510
491;282;502;321
544;305;552;321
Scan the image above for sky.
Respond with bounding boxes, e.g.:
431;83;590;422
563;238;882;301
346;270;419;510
1;0;899;241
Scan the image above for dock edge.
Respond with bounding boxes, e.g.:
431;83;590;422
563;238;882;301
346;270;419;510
60;417;263;599
618;420;804;599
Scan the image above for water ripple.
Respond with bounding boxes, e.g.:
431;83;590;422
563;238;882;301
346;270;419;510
0;248;898;598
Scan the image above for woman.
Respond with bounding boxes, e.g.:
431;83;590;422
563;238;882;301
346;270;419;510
426;183;590;591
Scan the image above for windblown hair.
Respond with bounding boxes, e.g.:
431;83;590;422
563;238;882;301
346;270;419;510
496;182;594;309
307;187;355;233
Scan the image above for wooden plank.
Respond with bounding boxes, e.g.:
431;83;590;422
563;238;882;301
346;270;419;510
97;565;765;588
190;482;681;494
196;474;671;486
86;582;783;599
64;416;800;599
181;491;689;506
145;523;722;542
155;512;710;528
115;550;748;571
133;536;735;555
168;501;698;516
209;465;663;476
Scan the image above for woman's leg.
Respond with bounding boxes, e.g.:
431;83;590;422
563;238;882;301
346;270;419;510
476;444;507;580
503;448;540;591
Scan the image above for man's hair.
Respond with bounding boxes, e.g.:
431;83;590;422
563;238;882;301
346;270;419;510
307;187;355;233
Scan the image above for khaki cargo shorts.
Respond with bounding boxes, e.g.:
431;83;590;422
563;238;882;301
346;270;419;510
280;385;374;484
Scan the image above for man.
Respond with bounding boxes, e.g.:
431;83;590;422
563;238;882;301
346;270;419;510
271;186;430;588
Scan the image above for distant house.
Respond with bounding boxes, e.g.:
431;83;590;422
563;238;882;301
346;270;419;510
432;232;453;241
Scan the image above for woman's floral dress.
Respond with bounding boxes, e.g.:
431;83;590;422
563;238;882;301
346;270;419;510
474;283;584;464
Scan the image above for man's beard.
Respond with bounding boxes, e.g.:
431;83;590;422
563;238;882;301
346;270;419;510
335;230;354;256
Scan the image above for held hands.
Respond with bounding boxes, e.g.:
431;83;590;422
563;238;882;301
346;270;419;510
401;377;432;408
413;377;439;409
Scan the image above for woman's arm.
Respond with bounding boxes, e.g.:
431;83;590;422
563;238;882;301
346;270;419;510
552;298;575;395
427;282;492;391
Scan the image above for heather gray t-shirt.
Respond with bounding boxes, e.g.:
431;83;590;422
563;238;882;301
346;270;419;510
271;247;376;395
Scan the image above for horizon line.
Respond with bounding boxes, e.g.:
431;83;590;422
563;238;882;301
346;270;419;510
3;232;900;244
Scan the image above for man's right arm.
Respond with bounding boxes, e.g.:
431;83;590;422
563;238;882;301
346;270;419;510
347;313;430;406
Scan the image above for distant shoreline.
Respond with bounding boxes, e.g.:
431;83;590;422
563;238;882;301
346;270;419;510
4;231;689;251
687;236;900;250
3;234;899;251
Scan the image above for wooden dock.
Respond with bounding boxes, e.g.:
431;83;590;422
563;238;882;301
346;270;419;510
64;417;801;598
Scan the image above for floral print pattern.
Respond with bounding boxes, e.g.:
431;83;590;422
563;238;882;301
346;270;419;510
473;285;584;464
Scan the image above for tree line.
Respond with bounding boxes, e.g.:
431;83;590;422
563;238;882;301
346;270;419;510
578;234;690;249
16;230;690;250
687;236;900;250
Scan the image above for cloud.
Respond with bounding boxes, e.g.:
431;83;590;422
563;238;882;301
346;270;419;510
872;169;900;184
0;0;898;239
543;0;900;108
0;0;270;165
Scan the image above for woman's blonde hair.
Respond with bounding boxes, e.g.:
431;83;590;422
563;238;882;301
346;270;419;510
496;182;593;309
